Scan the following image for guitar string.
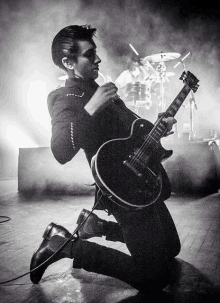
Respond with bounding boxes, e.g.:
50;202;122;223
128;117;167;170
133;84;197;175
129;102;174;166
128;92;181;167
128;85;190;169
131;86;188;166
132;85;192;167
132;121;167;169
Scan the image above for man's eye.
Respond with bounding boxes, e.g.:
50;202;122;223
85;51;96;59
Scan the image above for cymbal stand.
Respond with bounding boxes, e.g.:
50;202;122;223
156;61;167;112
181;61;198;140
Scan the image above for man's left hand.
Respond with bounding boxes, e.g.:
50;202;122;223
162;117;177;137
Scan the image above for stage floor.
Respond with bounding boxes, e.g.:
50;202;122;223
0;179;219;303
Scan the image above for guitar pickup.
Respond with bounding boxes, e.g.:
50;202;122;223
123;160;143;177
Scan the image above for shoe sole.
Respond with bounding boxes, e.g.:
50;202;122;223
76;209;93;239
76;209;102;239
76;209;89;226
42;222;56;240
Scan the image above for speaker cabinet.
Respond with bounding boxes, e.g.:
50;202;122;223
18;147;95;194
163;140;220;195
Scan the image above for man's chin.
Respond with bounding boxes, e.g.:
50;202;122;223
82;70;98;81
92;70;99;79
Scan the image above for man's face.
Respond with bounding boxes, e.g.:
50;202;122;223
129;61;139;72
73;40;101;80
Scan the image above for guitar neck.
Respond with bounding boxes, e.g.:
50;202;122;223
149;84;191;143
166;84;191;118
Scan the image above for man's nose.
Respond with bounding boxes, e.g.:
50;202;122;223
95;54;101;63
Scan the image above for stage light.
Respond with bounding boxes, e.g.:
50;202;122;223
4;124;38;149
25;79;51;131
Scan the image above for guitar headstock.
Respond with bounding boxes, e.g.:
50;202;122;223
180;71;199;93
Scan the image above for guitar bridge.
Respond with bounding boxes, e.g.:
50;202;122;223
123;160;143;177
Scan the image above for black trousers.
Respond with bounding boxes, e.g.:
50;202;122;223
73;200;181;292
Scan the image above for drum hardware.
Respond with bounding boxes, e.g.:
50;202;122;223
173;52;190;69
142;52;180;112
141;59;158;77
163;72;175;82
129;43;139;56
156;60;167;112
150;72;175;83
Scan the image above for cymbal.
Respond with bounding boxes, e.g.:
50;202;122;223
142;52;181;63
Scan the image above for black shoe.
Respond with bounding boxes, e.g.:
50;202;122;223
76;209;106;239
41;222;72;240
30;223;77;284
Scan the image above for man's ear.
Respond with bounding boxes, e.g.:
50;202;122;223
62;57;75;70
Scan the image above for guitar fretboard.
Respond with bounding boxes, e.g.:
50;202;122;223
147;84;191;144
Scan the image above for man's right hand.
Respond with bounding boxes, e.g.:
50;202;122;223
84;82;118;116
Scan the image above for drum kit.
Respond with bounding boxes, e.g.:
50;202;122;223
123;52;181;119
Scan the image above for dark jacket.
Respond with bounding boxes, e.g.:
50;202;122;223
47;77;171;210
47;78;137;166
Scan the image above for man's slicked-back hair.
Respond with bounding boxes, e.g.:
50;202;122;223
51;25;97;70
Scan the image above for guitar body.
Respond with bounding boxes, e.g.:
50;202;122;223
92;71;199;209
91;119;173;209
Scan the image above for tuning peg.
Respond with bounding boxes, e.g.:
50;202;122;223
192;84;199;93
179;71;187;80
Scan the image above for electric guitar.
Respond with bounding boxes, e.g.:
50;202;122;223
91;71;199;209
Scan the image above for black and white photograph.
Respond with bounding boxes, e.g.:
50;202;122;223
0;0;220;302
